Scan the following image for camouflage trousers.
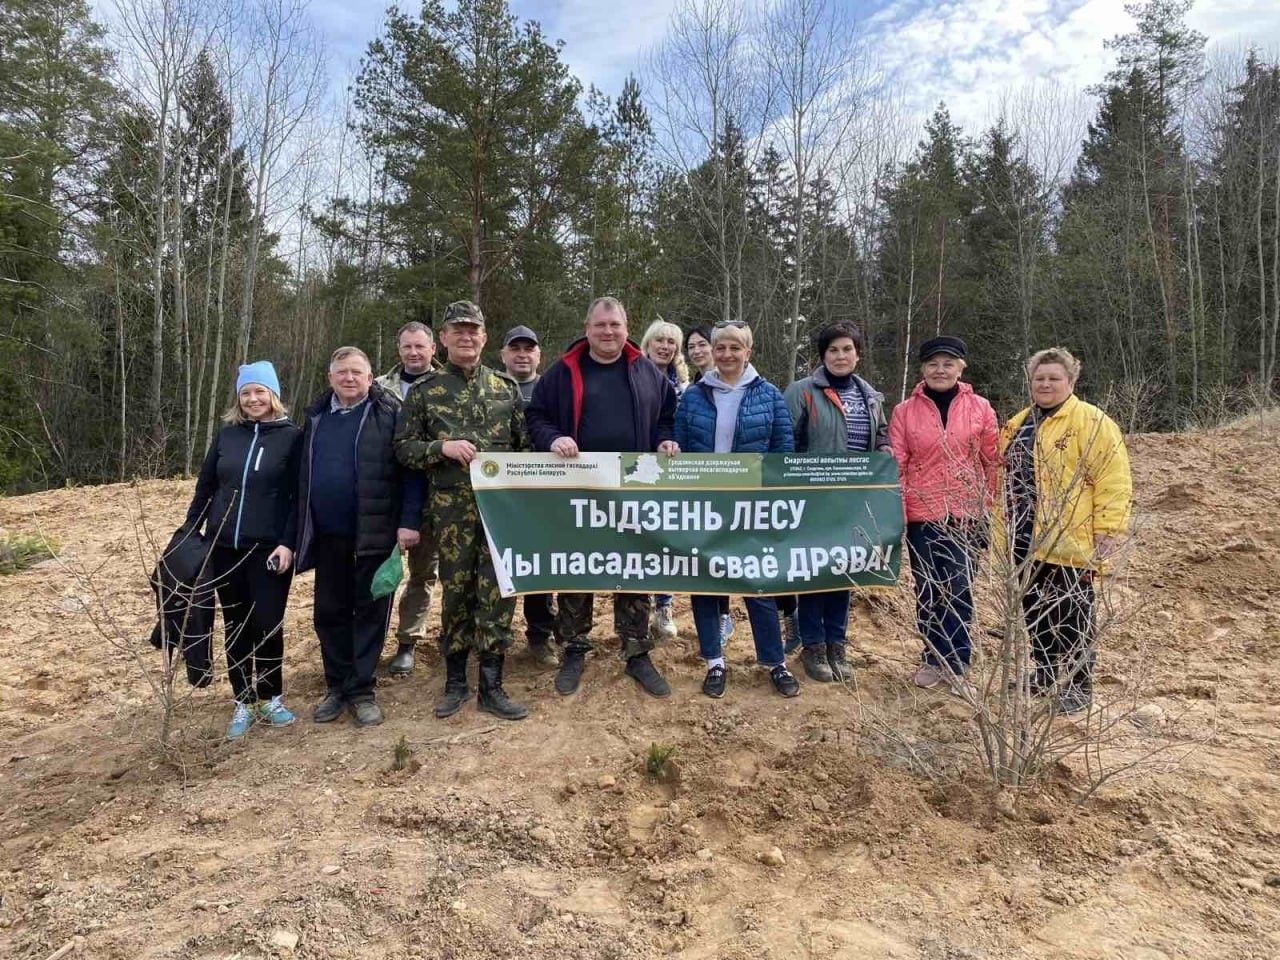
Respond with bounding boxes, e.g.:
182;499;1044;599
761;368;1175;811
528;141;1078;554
558;592;654;660
394;509;438;647
433;486;515;656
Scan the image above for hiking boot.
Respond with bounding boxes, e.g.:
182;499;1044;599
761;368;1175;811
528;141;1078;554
652;603;678;641
702;664;727;699
913;664;945;689
312;690;345;723
555;649;587;695
527;637;561;669
257;696;295;726
351;698;384;727
625;653;671;698
781;611;802;655
826;643;853;682
434;650;470;719
477;654;528;721
1058;686;1092;716
226;702;254;740
801;645;834;682
387;643;416;676
769;665;801;698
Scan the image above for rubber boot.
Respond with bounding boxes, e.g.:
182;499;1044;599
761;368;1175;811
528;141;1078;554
433;650;470;718
477;654;528;721
388;642;416;676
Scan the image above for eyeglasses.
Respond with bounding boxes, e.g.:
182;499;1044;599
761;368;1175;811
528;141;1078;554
714;320;748;329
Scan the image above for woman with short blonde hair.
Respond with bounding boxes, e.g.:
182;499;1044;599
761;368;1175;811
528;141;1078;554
641;319;691;641
998;346;1132;714
641;319;690;393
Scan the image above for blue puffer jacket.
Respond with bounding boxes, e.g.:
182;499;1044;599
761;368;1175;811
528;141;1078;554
675;374;795;453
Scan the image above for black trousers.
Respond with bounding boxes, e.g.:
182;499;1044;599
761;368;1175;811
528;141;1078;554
524;593;556;643
312;535;393;701
1023;562;1096;692
211;544;293;702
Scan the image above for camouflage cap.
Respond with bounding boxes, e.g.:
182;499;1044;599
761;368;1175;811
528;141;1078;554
442;300;485;328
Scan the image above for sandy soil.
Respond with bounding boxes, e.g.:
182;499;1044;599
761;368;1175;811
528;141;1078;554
2;416;1279;960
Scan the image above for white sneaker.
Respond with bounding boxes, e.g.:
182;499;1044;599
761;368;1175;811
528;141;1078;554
719;613;735;646
652;604;678;641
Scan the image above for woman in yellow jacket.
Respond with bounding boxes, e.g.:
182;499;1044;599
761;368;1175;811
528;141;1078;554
998;347;1132;714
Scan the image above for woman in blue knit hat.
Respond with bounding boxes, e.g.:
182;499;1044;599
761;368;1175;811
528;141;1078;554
184;361;303;739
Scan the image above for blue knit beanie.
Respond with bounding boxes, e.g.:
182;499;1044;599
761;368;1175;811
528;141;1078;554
236;360;281;397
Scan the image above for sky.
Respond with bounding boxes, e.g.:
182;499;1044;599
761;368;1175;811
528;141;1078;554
307;0;1280;134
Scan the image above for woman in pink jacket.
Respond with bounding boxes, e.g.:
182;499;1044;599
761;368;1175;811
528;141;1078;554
889;336;999;692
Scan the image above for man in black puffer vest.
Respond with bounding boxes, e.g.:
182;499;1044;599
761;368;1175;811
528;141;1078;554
295;346;423;727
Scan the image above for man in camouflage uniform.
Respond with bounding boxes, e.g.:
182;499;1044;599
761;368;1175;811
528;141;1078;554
394;301;530;721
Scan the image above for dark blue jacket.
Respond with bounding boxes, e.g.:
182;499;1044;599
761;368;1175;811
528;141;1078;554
294;383;423;572
674;376;795;454
526;338;676;452
186;418;302;550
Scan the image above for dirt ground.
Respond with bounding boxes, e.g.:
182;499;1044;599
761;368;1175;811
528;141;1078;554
2;416;1279;960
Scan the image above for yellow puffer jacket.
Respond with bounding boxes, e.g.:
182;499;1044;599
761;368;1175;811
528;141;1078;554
996;394;1132;571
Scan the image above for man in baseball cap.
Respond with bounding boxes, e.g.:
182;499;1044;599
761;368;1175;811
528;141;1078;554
500;326;541;402
498;323;559;669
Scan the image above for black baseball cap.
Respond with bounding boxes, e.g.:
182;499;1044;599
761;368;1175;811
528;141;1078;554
503;325;539;347
918;335;967;362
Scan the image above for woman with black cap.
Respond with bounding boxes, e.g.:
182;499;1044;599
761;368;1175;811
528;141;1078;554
889;336;999;694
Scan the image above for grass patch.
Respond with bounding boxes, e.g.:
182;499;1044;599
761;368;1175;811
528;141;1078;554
0;531;56;575
645;741;677;779
392;734;412;772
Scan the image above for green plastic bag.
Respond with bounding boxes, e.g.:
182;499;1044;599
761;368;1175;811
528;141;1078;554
370;546;403;600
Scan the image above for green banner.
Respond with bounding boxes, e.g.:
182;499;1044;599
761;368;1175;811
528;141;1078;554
470;452;903;597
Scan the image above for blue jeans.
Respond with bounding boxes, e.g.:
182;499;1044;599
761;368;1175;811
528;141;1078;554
798;590;849;648
691;595;784;667
906;521;976;673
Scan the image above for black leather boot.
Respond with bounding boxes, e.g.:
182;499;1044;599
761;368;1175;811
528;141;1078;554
477;654;528;721
388;642;416;676
433;650;470;719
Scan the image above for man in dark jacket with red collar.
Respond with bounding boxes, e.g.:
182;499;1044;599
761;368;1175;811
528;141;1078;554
295;346;423;727
526;296;679;698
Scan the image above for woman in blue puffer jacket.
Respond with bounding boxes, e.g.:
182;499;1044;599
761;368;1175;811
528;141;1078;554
674;322;800;699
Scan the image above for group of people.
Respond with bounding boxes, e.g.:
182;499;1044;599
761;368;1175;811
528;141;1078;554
182;294;1132;740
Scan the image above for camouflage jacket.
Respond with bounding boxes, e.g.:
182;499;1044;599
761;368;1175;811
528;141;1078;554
394;362;529;489
375;358;443;404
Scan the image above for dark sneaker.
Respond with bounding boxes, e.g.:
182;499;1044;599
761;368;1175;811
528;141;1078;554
312;690;345;723
555;649;587;695
702;664;727;699
1058;686;1092;716
351;699;384;727
826;643;853;682
769;665;801;698
387;642;415;676
527;638;561;669
625;653;671;698
801;645;834;682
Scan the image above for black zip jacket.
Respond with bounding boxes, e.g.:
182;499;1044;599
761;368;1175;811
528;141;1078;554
294;383;422;573
186;418;303;550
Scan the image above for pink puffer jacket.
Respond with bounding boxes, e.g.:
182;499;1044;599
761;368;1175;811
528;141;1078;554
889;381;999;523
